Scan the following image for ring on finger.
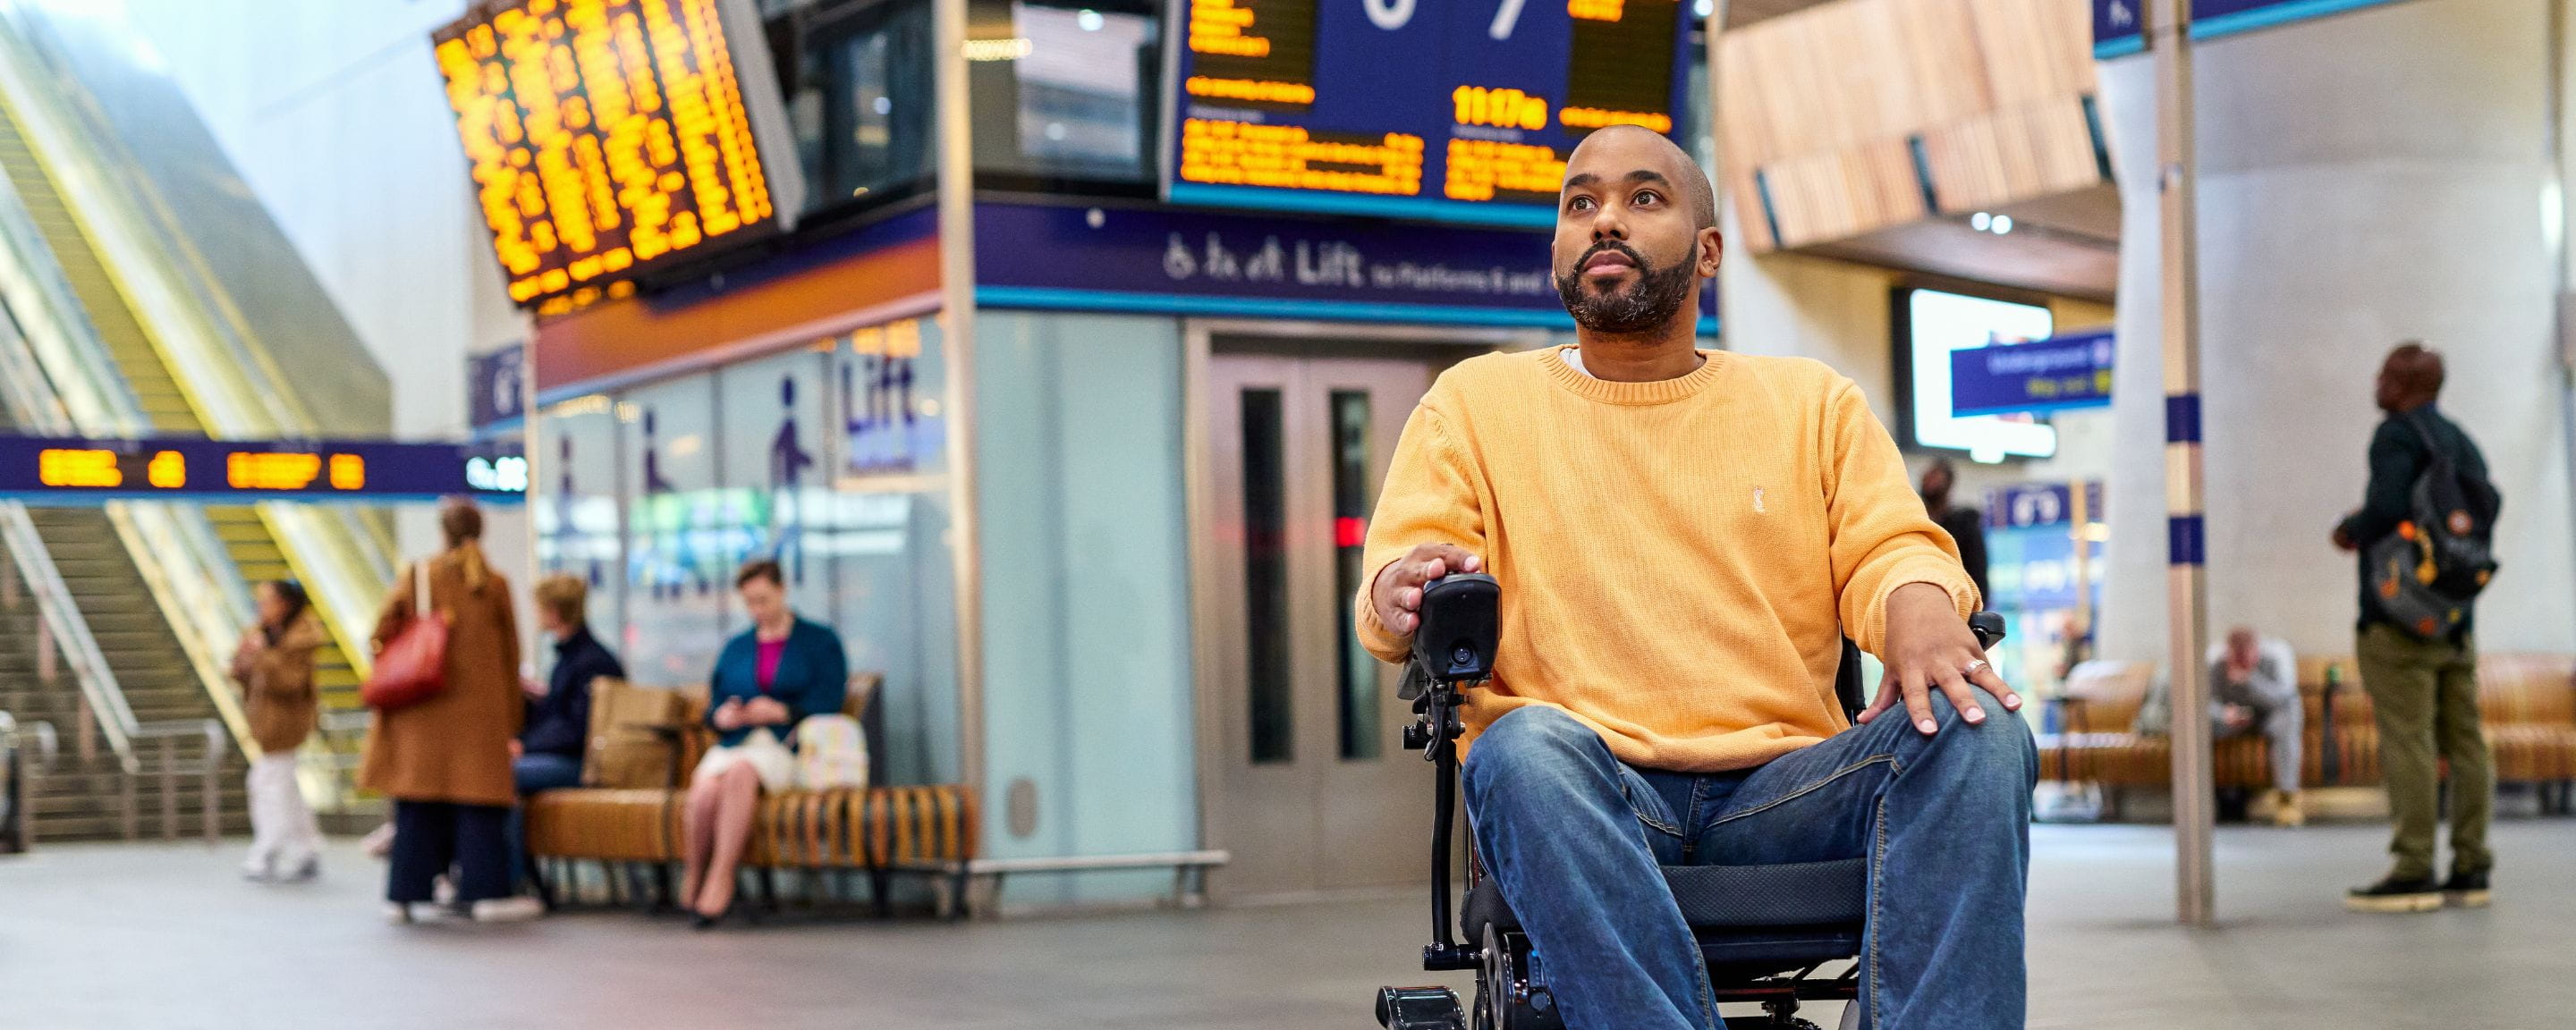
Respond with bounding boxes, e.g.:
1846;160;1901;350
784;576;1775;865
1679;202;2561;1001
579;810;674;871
1963;659;1992;677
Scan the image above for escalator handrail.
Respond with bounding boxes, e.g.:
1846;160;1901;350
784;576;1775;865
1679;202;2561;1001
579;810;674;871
0;501;138;774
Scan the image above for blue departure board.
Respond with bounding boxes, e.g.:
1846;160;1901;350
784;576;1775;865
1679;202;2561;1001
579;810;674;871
1167;0;1695;227
0;436;527;502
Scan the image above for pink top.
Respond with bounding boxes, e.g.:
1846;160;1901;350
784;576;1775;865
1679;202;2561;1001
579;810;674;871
756;637;787;692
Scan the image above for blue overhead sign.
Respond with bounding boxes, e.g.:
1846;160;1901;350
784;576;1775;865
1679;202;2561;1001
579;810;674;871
0;435;525;503
2095;0;2406;58
972;201;1717;333
1950;329;2114;417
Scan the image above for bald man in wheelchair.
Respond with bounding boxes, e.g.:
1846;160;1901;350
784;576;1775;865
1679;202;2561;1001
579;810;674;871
1358;127;2038;1030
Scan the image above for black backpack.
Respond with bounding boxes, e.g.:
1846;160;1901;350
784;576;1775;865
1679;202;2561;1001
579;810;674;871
2365;413;2501;639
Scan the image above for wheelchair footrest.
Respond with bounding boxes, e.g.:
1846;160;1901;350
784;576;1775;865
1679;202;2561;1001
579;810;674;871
1377;986;1468;1030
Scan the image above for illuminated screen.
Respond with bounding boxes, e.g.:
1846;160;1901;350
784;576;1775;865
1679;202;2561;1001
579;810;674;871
0;437;524;502
1167;0;1693;226
433;0;801;308
1901;290;2058;460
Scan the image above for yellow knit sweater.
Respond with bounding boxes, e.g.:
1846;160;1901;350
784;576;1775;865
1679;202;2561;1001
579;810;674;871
1357;346;1979;772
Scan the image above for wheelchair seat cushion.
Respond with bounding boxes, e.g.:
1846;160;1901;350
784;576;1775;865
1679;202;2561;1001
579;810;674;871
1462;857;1868;936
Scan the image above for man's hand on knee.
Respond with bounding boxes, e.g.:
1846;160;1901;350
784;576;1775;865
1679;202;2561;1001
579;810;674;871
1371;543;1484;637
1860;583;2022;735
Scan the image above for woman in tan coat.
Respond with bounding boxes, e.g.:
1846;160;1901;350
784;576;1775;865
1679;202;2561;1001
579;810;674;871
360;500;538;922
231;578;324;882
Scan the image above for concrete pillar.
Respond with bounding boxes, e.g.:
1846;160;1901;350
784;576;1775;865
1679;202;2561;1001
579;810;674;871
2099;0;2576;663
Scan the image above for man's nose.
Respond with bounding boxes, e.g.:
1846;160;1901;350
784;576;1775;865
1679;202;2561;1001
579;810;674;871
1591;205;1629;242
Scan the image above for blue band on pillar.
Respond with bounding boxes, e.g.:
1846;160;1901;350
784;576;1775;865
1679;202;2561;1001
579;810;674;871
2165;393;2201;443
2167;514;2206;568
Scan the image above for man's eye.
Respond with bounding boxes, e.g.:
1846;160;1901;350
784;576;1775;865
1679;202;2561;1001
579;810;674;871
1567;196;1595;211
1634;190;1662;207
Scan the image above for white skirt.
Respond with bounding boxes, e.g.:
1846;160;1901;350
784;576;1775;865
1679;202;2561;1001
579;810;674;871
691;728;794;791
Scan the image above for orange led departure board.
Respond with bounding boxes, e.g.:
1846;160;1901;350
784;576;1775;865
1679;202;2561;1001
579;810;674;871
1167;0;1692;227
3;437;523;502
434;0;803;308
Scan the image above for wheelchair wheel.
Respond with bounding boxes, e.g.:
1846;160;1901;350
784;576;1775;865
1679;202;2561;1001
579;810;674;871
1479;924;1564;1030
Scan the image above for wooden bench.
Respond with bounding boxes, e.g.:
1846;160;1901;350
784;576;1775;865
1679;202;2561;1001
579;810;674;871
524;674;980;917
2039;653;2576;816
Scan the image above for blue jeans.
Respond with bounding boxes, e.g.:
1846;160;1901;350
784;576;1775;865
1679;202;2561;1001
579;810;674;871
1462;694;2038;1030
510;752;584;892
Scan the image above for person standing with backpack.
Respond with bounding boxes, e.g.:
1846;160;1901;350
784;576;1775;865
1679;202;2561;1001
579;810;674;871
2332;342;2502;913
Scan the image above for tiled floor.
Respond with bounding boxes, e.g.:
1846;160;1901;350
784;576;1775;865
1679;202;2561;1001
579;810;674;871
2;821;2569;1028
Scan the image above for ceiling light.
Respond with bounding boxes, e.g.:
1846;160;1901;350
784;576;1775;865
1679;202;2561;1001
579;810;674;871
1992;215;2014;234
1970;212;1992;232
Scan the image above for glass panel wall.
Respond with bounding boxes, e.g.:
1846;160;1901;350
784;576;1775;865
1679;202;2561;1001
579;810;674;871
533;316;957;783
968;0;1162;189
535;396;624;636
619;376;728;685
974;310;1191;905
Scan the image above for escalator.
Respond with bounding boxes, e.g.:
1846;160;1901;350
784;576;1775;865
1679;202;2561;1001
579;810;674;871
0;509;248;841
0;55;373;819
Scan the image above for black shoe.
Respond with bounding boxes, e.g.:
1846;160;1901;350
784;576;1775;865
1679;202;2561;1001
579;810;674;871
2442;869;2491;908
2345;874;2444;913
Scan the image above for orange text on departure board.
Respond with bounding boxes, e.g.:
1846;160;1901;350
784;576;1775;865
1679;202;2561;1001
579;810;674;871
435;0;775;306
1189;0;1272;57
38;450;120;489
1561;107;1674;133
228;452;324;492
147;451;184;489
1569;0;1628;21
1444;139;1568;201
1180;120;1424;197
1453;87;1550;131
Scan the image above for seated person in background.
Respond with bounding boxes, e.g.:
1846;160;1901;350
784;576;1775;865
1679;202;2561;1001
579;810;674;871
2136;626;2303;826
516;574;621;790
1360;125;2036;1030
509;574;623;893
680;559;847;928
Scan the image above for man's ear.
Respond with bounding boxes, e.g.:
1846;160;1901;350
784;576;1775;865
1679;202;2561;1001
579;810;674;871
1696;227;1724;278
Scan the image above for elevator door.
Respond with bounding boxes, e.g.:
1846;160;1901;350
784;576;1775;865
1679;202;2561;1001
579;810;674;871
1207;353;1436;899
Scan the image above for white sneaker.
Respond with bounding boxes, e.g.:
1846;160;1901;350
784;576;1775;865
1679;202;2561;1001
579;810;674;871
470;897;545;923
389;901;459;924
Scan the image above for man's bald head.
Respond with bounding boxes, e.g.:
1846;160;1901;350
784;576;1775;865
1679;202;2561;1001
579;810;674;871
1571;124;1717;231
1553;124;1724;338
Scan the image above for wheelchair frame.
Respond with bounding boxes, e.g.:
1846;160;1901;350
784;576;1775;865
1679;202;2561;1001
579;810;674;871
1375;574;2002;1030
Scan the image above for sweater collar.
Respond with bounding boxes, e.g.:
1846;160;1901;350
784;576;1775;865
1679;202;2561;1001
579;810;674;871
1540;344;1726;405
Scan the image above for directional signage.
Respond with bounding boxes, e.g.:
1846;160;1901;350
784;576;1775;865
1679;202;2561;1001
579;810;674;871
2094;0;2405;58
1950;329;2114;417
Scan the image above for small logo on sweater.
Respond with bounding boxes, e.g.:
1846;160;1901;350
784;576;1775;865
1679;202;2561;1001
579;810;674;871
1752;487;1766;513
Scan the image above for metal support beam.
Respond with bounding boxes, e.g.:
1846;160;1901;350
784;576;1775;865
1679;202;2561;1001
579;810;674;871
2150;0;2216;927
930;0;987;796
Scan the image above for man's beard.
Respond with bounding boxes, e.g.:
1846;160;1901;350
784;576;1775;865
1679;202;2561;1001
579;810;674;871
1555;241;1697;334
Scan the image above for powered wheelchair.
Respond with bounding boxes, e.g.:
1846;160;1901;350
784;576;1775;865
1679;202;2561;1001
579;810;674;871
1375;574;2004;1030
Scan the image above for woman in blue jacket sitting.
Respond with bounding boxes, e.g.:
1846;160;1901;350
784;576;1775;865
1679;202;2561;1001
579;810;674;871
680;559;847;926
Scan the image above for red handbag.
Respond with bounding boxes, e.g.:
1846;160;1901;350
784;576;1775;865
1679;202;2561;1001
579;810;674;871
361;561;448;710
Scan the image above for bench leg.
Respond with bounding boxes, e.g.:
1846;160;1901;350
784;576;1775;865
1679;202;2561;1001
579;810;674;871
950;865;972;922
759;868;781;914
528;856;556;910
651;863;675;913
869;869;892;918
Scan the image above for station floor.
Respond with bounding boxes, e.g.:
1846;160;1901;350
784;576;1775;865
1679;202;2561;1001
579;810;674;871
2;821;2570;1029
